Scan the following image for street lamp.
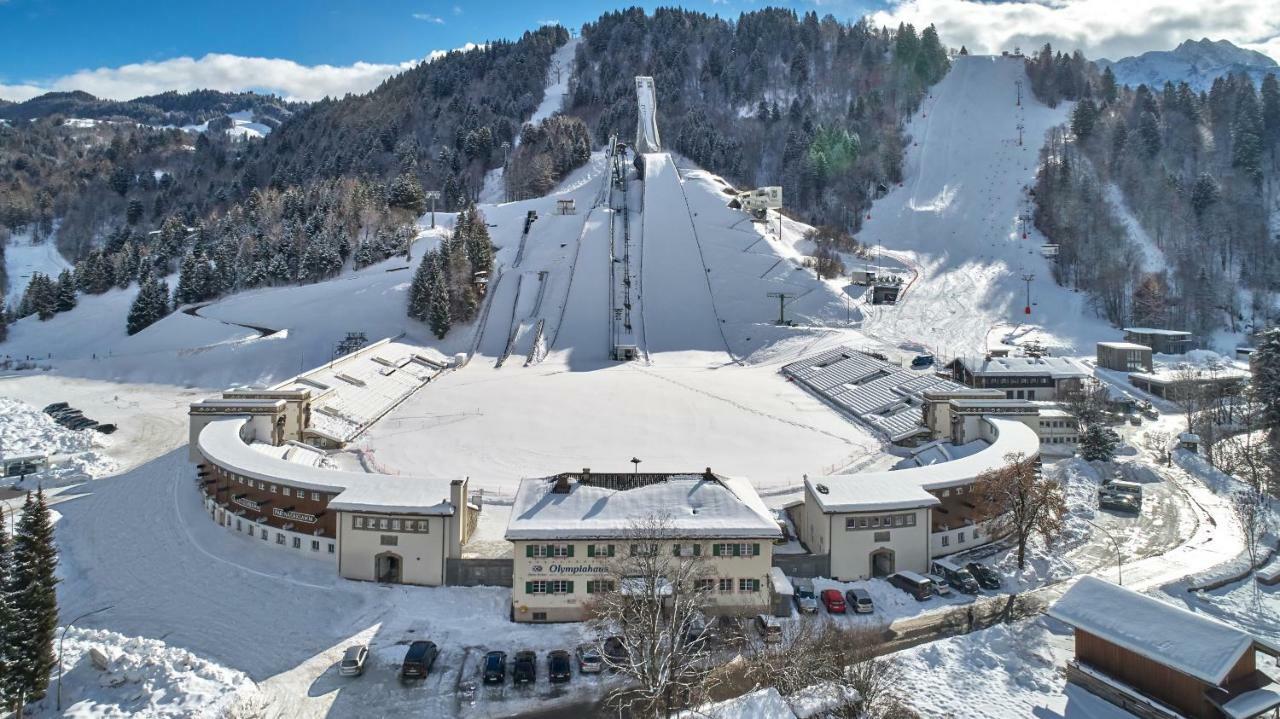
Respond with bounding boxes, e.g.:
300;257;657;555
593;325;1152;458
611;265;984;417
630;457;641;476
58;604;114;710
1081;517;1122;585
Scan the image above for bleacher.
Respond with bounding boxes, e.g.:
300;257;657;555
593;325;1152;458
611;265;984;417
273;340;443;445
782;347;966;443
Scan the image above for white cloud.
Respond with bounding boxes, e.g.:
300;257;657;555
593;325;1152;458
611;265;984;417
0;46;480;103
869;0;1280;63
412;12;445;24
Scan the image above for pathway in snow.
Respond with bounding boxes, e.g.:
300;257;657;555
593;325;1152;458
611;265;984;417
858;56;1115;358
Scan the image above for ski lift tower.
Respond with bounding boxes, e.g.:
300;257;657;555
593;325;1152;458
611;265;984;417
635;76;662;154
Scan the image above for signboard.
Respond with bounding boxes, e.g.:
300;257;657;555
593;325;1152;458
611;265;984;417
526;562;610;578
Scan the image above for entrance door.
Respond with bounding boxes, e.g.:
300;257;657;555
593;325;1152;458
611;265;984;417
376;552;402;583
870;549;895;578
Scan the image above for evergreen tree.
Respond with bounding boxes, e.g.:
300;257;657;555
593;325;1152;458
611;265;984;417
0;506;11;702
1252;327;1280;434
1262;74;1280;149
388;172;427;215
1080;424;1119;461
1071;98;1098;140
1100;66;1118;106
174;253;199;306
5;489;59;708
1231;83;1264;185
54;270;77;313
126;272;171;335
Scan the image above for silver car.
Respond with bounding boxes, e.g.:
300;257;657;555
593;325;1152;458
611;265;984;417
339;645;369;677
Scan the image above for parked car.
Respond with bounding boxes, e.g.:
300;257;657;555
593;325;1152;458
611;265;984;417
965;562;1002;591
889;571;935;601
1103;480;1143;498
512;650;537;685
548;649;573;683
1128;414;1143;426
1141;407;1159;421
911;354;935;368
338;645;369;677
793;580;818;614
94;423;118;434
575;644;603;673
43;402;69;414
482;650;507;684
755;614;783;643
926;573;954;596
399;640;439;681
930;559;981;594
603;636;628;667
844;587;875;614
820;588;847;614
1100;492;1140;513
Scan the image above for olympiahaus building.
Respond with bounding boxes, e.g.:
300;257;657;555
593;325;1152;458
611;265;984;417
189;339;478;586
505;470;782;623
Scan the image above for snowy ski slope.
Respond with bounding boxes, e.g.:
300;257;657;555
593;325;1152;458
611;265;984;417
858;55;1114;359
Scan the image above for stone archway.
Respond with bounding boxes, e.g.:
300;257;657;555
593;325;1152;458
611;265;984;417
870;548;895;578
375;552;403;584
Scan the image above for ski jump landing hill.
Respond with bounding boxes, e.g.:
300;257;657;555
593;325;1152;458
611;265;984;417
857;55;1114;359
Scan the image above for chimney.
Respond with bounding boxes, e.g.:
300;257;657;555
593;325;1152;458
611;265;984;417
704;467;714;480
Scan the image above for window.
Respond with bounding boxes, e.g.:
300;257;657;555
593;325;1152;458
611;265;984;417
630;543;657;557
587;580;616;594
893;515;905;527
941;535;950;547
311;492;320;501
528;581;548;594
380;535;398;546
276;533;285;545
311;540;320;551
874;531;890;542
532;612;547;622
391;519;401;531
958;532;966;543
527;545;549;558
695;579;716;592
417;520;430;532
973;527;981;538
718;578;734;593
283;487;291;497
738;543;758;557
270;484;278;494
738;579;760;593
378;518;389;530
261;529;268;540
845;517;858;530
674;543;701;557
235;519;242;531
328;543;335;553
552;544;570;558
859;517;869;528
292;537;301;549
550;580;572;594
354;517;366;529
587;544;615;558
871;517;881;528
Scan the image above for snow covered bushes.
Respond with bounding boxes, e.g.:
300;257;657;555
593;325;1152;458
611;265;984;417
407;205;494;338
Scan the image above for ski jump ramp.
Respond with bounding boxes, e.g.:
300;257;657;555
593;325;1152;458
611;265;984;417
635;76;661;154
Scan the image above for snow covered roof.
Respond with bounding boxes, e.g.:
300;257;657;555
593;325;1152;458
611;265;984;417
1049;576;1265;686
1097;341;1151;351
503;473;781;541
806;416;1039;512
1217;686;1280;719
198;417;459;514
957;355;1089;379
1124;327;1193;337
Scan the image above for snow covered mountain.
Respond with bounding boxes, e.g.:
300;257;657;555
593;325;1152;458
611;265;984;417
1097;38;1278;90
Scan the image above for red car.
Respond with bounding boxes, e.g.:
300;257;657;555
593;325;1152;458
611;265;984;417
820;588;846;614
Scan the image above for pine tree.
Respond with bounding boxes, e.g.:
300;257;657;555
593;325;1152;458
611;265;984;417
407;251;433;321
427;254;452;339
1252;327;1280;433
126;272;170;335
1100;66;1118;106
54;270;76;313
1071;98;1098;140
1080;424;1119;461
5;489;59;708
174;253;198;306
0;506;11;705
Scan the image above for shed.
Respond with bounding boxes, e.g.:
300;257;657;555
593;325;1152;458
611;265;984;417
1049;576;1280;718
770;567;794;618
1097;341;1154;373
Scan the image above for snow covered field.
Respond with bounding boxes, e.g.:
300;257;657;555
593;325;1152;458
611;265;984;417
4;230;72;307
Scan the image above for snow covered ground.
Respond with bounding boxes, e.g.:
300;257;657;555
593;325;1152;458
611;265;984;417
857;55;1115;359
4;229;72;307
180;110;272;139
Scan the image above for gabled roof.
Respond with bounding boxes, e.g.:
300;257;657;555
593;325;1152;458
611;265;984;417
1049;576;1263;686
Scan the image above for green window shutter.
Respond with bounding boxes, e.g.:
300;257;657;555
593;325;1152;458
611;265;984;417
526;544;534;558
545;544;554;557
673;544;681;556
587;545;596;558
567;545;575;558
566;581;574;593
525;581;534;594
712;544;722;557
586;581;594;594
753;543;760;556
732;544;741;557
607;544;615;557
693;543;701;556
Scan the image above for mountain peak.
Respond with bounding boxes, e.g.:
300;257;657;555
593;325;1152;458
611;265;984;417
1169;37;1276;68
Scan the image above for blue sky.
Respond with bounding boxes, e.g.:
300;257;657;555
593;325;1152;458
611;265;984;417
1;0;1276;102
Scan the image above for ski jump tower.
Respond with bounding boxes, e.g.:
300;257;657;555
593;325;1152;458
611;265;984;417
635;76;661;154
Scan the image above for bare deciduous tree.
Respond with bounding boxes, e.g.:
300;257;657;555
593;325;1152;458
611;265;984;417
972;453;1066;570
585;513;719;718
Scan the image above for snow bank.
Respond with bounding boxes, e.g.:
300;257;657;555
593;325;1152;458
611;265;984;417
35;626;258;719
0;396;116;486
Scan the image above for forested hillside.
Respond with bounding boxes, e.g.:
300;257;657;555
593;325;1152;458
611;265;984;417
568;7;949;229
1031;49;1280;337
0;89;299;127
1;26;567;333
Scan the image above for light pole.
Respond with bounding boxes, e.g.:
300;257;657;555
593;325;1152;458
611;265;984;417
1082;517;1122;585
630;457;641;476
58;604;114;710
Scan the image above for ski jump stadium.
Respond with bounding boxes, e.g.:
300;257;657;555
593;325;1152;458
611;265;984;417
186;77;1057;610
